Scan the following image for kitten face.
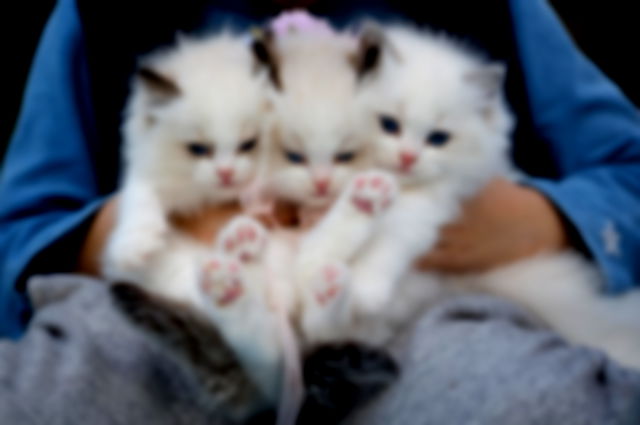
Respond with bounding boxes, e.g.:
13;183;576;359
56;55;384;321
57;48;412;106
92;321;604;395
124;34;270;208
255;31;381;208
372;88;504;187
268;97;372;207
144;94;265;200
370;27;512;188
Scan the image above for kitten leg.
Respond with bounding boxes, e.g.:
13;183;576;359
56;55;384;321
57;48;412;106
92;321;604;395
198;254;284;402
296;171;397;284
216;215;268;263
345;192;449;320
104;180;168;278
199;255;246;308
300;262;352;347
348;228;436;318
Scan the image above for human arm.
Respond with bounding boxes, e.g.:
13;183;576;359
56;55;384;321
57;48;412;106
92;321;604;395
0;0;104;338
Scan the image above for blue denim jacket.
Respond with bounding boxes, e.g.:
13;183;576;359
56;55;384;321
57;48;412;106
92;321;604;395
1;0;639;337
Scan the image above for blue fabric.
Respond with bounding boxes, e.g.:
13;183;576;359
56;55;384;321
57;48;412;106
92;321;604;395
0;0;103;338
1;0;639;338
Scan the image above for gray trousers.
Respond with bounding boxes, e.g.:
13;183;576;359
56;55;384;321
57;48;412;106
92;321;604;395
1;275;639;425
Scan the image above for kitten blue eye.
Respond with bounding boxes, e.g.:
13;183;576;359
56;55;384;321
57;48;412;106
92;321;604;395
379;115;400;135
186;143;213;157
238;138;258;153
284;150;306;164
426;130;450;146
334;151;356;163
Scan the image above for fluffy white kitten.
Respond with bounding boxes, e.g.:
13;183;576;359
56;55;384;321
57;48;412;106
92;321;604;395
235;27;385;325
294;24;510;346
301;25;640;370
104;33;268;285
101;33;291;408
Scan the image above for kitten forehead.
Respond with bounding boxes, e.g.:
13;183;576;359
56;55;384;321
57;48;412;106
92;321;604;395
146;33;267;144
377;26;496;107
271;32;370;157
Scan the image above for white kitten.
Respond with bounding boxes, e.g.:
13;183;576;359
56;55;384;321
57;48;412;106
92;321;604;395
296;24;511;345
302;24;640;370
104;33;268;284
100;33;293;408
246;27;385;329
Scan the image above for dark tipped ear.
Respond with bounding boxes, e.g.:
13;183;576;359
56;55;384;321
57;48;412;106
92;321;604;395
137;66;180;104
251;28;282;90
465;63;506;99
352;22;386;80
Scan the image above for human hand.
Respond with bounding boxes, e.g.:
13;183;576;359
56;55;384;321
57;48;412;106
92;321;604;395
415;178;569;273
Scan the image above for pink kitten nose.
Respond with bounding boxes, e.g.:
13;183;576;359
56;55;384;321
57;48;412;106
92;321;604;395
314;178;330;196
399;151;418;170
217;168;234;185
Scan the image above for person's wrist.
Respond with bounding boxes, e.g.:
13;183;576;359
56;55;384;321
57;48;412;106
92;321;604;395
518;184;569;255
77;196;118;276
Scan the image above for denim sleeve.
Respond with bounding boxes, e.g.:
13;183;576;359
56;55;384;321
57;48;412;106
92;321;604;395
509;0;640;293
0;0;106;338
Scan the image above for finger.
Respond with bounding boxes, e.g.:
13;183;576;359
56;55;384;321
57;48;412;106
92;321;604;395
416;247;483;273
415;248;457;270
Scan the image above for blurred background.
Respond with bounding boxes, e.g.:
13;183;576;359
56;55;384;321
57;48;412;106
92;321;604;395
2;1;639;163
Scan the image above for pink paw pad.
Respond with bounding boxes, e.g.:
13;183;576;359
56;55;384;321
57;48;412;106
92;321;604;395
314;264;349;306
201;258;245;307
218;216;267;263
350;172;397;215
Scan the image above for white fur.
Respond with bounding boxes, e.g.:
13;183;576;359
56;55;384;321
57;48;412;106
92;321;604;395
456;252;640;369
104;33;270;281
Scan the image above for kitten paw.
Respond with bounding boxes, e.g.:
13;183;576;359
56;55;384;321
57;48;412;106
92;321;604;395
200;256;245;307
217;216;267;263
313;263;350;306
350;171;397;216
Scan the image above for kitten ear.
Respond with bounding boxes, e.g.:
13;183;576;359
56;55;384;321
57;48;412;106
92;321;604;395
351;22;387;81
251;28;282;90
465;63;506;99
137;66;181;104
351;21;399;80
